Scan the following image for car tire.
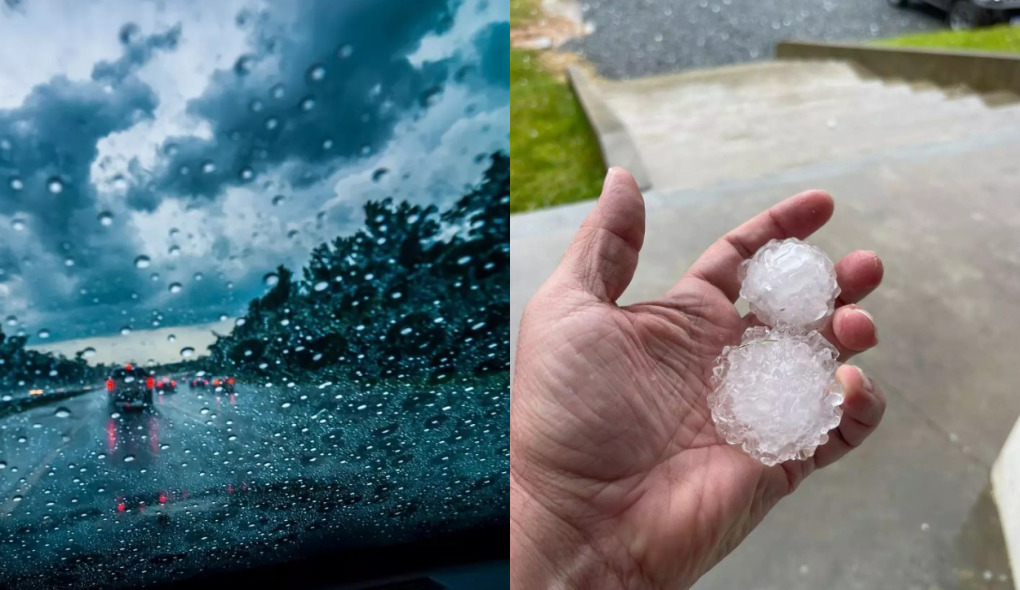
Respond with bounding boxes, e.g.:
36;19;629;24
949;1;992;30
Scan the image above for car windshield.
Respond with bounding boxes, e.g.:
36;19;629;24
0;0;509;588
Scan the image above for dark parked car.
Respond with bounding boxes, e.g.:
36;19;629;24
889;0;1020;29
106;365;155;410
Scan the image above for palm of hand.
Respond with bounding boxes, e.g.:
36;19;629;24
511;170;885;590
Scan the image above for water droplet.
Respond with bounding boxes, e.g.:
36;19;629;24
0;461;6;469
134;255;151;269
239;167;254;180
337;44;353;59
54;407;71;418
271;83;285;99
199;407;209;415
250;99;263;113
372;168;388;182
218;314;228;321
11;219;25;231
150;272;160;282
82;347;96;358
228;435;237;441
169;245;181;257
98;211;114;226
235;317;246;327
234;55;254;75
300;97;315;111
47;177;63;194
167;334;176;344
180;347;195;358
64;257;75;267
37;329;50;339
272;194;285;206
168;283;182;294
307;64;326;82
9;176;23;191
123;455;135;463
120;326;132;336
11;495;22;502
193;272;203;282
281;402;291;409
263;273;279;287
323;139;334;150
313;281;328;292
160;443;170;450
264;117;279;130
201;161;216;174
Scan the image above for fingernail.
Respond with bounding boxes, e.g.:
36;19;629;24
853;307;874;323
857;367;873;392
603;167;621;188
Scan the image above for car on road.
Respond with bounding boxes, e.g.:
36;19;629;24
189;376;209;389
889;0;1020;29
155;376;178;394
106;365;155;410
211;376;236;394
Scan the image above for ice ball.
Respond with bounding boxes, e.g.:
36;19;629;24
739;238;839;330
708;326;843;466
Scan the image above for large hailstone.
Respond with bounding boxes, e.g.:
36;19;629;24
708;327;844;466
739;238;840;330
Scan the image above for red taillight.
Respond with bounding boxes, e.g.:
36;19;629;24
171;380;176;387
146;377;154;389
117;502;125;513
158;493;167;504
228;378;235;385
213;379;220;386
106;379;114;392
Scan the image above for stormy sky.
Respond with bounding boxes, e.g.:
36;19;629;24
0;0;508;361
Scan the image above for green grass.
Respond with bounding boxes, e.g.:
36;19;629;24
510;50;605;212
509;0;605;212
877;24;1020;53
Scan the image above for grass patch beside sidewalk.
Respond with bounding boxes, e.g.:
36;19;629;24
877;24;1020;54
510;0;605;212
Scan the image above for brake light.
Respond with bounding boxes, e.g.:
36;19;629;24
158;493;167;504
213;379;220;386
106;379;114;392
171;380;176;387
146;377;154;389
125;364;132;371
117;502;125;513
228;378;235;385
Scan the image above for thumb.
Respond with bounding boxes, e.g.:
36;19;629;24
553;167;645;303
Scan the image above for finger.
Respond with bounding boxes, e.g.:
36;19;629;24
819;305;878;361
550;167;645;302
677;190;834;302
813;365;886;469
834;250;884;306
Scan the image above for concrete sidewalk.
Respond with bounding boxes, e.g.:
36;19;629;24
511;61;1020;589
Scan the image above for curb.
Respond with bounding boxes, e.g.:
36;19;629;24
777;40;1020;97
566;65;652;191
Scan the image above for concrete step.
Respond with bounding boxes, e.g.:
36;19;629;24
583;60;1020;193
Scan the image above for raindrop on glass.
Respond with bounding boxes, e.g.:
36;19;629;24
372;168;388;182
9;176;22;191
180;347;195;358
201;161;216;174
167;334;176;343
120;326;132;336
193;272;203;281
169;245;181;257
98;211;114;226
46;177;63;194
264;117;279;130
11;219;25;231
134;255;151;269
338;44;353;59
54;407;71;418
300;97;315;111
37;329;50;339
234;55;254;75
168;283;182;294
272;194;285;206
239;167;254;181
313;281;328;292
307;64;326;82
123;455;135;463
263;273;279;287
271;83;285;99
82;347;96;358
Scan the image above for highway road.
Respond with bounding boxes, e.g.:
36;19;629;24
0;375;509;589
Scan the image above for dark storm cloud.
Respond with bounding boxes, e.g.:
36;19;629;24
126;0;459;211
0;28;179;334
92;24;182;84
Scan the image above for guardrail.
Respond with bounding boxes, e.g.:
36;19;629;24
0;386;97;419
776;40;1020;95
